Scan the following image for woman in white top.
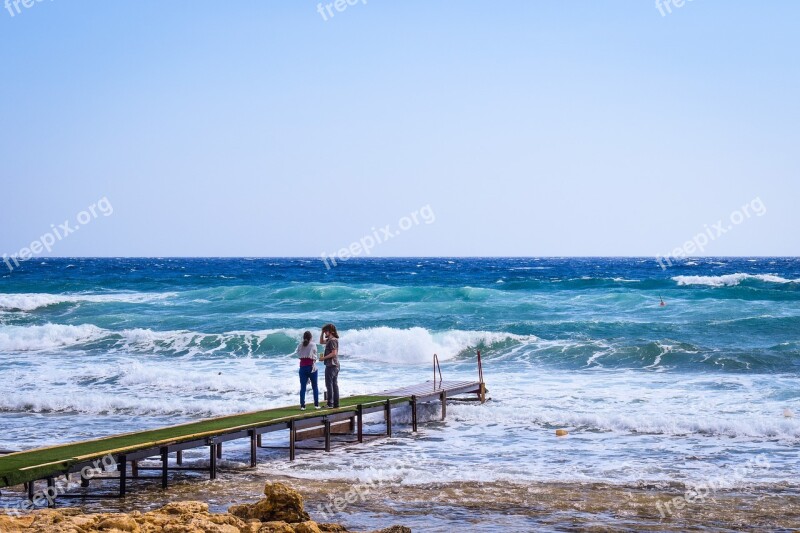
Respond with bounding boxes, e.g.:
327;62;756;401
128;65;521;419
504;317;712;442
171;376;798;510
296;331;320;410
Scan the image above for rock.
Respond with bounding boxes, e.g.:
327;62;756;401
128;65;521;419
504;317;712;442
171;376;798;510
318;525;349;532
0;482;410;533
258;522;295;533
229;482;310;524
292;521;323;533
0;514;35;532
158;501;210;515
96;515;141;531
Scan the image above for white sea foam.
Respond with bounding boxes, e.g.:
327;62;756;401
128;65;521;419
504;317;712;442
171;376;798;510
0;323;525;362
0;291;176;312
341;327;531;364
673;273;800;287
0;323;106;351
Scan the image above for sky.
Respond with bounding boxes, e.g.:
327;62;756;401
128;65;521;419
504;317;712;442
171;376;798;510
1;1;798;258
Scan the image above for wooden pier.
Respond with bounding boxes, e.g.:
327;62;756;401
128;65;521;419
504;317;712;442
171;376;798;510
0;354;487;508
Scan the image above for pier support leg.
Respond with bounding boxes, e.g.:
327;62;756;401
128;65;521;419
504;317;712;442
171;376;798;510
249;430;257;467
216;443;222;460
209;444;217;480
324;418;331;452
479;382;486;404
440;391;447;421
160;447;168;489
411;396;418;433
131;460;139;478
27;481;34;501
385;399;392;437
289;420;296;461
46;477;55;507
357;404;363;443
176;450;183;466
81;475;90;488
257;434;262;448
119;455;127;497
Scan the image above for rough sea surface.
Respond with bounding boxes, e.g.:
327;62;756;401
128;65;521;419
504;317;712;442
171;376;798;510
1;258;798;531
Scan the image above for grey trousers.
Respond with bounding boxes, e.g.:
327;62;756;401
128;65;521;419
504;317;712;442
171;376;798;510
325;365;340;407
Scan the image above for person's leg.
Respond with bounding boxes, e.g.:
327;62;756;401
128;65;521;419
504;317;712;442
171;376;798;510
311;370;319;407
331;366;340;408
324;366;334;407
299;367;308;408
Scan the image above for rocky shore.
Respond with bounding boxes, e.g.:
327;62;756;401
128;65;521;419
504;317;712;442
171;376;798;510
0;482;410;533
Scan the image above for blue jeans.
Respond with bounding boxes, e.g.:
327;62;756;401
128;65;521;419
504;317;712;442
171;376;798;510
299;365;319;408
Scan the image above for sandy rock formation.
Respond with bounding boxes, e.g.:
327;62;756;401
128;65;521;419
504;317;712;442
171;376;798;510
0;481;410;533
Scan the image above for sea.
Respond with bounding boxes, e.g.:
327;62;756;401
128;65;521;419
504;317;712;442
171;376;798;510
1;257;798;531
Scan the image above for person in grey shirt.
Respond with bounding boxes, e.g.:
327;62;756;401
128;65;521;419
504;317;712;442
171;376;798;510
318;323;340;408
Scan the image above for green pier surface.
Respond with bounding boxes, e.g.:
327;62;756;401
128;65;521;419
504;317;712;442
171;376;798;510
0;394;403;488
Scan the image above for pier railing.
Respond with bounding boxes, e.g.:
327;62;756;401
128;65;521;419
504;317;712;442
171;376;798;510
433;352;443;383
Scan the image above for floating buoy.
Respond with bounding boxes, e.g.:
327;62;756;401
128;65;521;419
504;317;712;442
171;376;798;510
555;429;569;437
784;408;794;418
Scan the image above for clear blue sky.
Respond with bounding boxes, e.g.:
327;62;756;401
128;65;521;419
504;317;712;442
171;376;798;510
1;1;798;257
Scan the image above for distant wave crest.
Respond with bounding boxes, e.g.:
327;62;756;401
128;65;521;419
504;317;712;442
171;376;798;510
672;273;800;287
0;292;176;312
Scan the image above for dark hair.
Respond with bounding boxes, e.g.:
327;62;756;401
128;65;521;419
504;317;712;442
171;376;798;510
322;323;339;339
302;331;312;347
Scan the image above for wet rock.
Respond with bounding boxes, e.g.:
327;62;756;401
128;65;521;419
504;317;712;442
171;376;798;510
292;521;323;533
256;522;295;533
0;481;410;533
229;482;310;524
318;525;348;532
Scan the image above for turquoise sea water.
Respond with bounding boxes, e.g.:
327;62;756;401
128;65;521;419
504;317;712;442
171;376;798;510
1;257;799;528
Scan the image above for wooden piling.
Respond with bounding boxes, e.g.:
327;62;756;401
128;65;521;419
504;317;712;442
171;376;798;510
289;420;296;461
411;395;418;432
357;404;364;443
176;450;183;466
324;418;331;452
119;455;127;497
385;399;392;437
249;430;257;467
46;477;55;507
440;391;447;420
209;444;217;480
160;447;168;489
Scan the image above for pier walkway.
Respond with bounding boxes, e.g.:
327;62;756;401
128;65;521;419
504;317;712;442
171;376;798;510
0;354;486;507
